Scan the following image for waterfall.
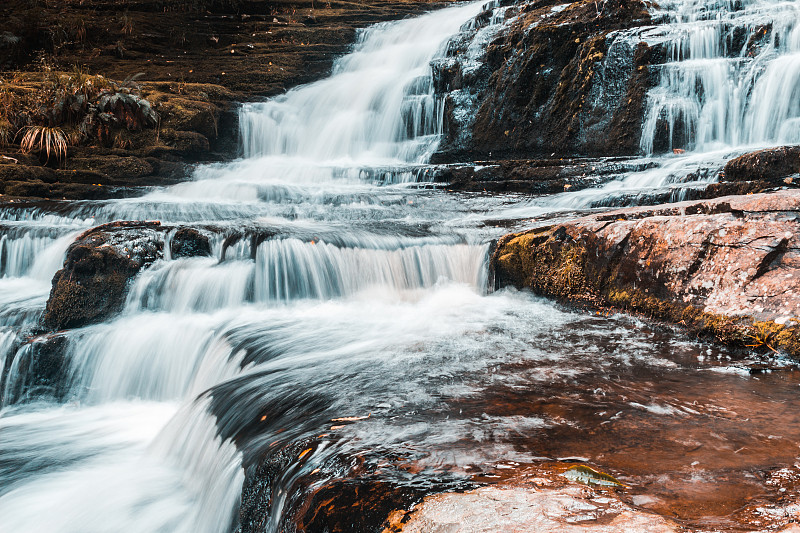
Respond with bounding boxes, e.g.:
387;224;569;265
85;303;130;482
124;240;487;314
238;3;483;164
640;0;800;154
0;3;499;533
4;1;800;531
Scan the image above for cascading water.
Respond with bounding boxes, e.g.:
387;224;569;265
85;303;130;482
2;1;800;532
640;0;800;153
0;3;497;532
490;0;800;216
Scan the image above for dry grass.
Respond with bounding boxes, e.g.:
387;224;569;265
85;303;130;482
0;120;14;146
19;125;68;162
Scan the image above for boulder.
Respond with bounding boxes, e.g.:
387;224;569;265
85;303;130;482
723;145;800;184
170;227;212;258
1;334;70;405
43;222;214;331
491;190;800;357
43;221;164;331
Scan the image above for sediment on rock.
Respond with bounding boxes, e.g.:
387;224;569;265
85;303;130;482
491;190;800;357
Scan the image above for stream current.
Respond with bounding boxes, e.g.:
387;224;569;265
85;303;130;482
1;0;800;531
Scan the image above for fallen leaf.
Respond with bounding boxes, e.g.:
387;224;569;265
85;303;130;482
563;465;627;488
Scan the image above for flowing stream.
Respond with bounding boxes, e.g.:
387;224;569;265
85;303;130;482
1;1;800;531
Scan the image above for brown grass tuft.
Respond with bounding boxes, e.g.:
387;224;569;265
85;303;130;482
19;125;68;162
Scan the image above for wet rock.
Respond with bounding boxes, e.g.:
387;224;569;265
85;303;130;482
385;486;679;532
1;334;70;405
43;222;217;330
43;221;164;331
239;444;435;533
293;478;426;533
433;157;652;194
491;190;800;357
723;145;800;185
437;0;654;160
170;227;212;259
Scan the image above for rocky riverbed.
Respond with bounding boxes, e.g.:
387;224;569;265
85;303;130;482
3;0;800;532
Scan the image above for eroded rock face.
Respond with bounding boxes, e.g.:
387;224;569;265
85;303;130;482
386;485;679;533
492;190;800;356
436;0;654;161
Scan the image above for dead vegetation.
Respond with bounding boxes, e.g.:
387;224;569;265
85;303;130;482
0;63;159;164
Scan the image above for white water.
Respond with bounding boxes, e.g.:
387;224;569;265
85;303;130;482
0;4;495;533
640;0;800;154
1;1;798;532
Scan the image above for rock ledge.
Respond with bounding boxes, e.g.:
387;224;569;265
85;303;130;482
491;190;800;357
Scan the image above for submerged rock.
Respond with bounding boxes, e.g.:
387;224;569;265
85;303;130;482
384;485;679;532
491;190;800;357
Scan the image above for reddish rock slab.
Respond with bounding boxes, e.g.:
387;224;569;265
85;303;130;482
491;190;800;356
385;485;679;533
724;145;800;184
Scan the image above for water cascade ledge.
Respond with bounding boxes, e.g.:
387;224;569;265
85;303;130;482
491;190;800;357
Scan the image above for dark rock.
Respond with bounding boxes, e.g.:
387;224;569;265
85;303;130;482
170;227;212;258
1;334;70;405
69;156;154;181
723;145;800;184
438;0;653;160
433;157;652;194
157;129;212;159
291;478;426;533
239;441;430;533
43;222;164;331
42;222;223;330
